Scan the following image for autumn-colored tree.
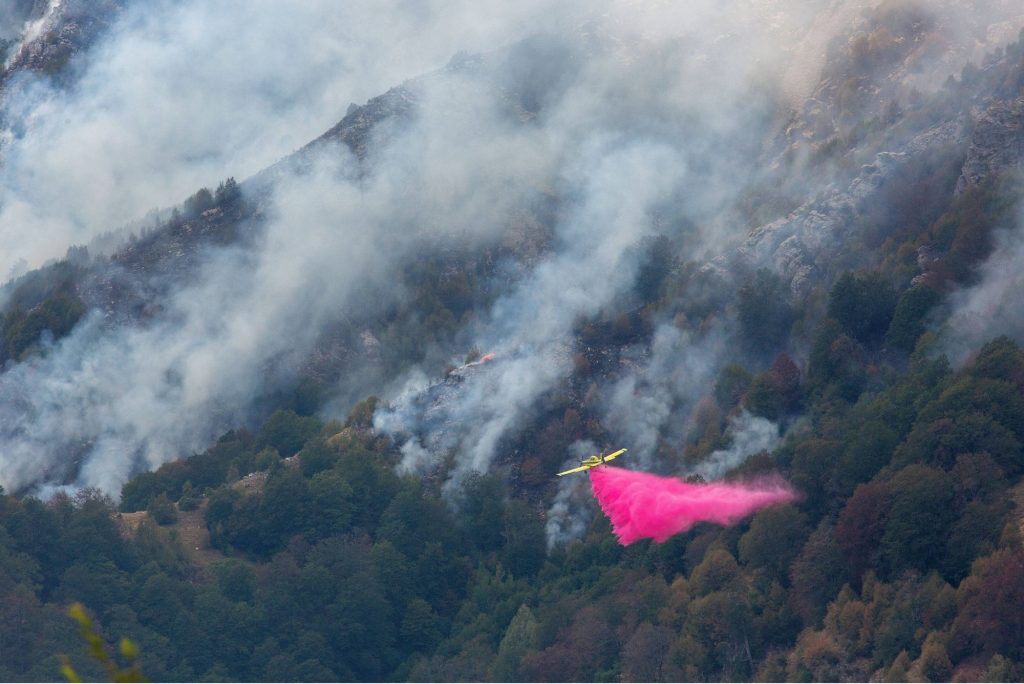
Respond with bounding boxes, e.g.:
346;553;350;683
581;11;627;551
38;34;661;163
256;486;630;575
620;622;674;682
745;371;783;421
786;629;847;682
790;522;848;626
835;481;890;586
894;412;1022;473
969;336;1024;389
949;548;1024;661
715;363;753;410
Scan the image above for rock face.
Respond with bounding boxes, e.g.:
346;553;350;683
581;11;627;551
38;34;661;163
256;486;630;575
748;79;1024;296
80;75;421;320
2;0;127;78
314;86;419;161
775;0;1024;159
956;96;1024;194
741;118;966;296
0;0;129;166
247;85;419;194
740;3;1024;298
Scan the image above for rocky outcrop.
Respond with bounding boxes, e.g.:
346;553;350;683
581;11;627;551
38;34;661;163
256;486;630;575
774;1;1024;164
742;118;966;296
314;86;418;161
2;0;127;78
743;64;1024;298
741;2;1024;298
0;1;45;45
955;96;1024;194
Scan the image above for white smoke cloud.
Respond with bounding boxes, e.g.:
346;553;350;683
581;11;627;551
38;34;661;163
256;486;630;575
941;216;1024;363
4;0;1021;501
0;45;571;494
375;138;690;488
373;0;811;492
0;0;54;52
545;467;598;549
691;409;780;480
0;149;367;493
0;0;588;277
602;324;729;469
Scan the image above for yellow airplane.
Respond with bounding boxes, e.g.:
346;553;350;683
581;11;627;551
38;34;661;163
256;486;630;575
557;448;627;476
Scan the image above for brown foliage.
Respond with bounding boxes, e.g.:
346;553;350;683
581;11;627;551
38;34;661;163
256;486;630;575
949;548;1024;661
835;481;891;586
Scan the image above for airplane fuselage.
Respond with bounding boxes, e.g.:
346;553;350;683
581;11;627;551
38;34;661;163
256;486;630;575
556;448;627;476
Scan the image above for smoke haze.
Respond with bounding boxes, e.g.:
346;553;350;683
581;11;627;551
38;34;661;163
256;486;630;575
0;0;579;276
694;410;781;481
942;211;1024;363
1;0;1024;512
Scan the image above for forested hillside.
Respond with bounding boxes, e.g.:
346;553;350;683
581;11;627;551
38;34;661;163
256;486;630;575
3;0;1024;681
2;335;1024;681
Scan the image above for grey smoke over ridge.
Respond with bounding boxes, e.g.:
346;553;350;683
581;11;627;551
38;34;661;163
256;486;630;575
0;37;576;495
3;0;1021;274
0;152;374;494
598;325;774;479
602;324;729;469
543;324;770;543
0;0;580;277
378;139;689;483
372;0;816;496
3;0;1023;502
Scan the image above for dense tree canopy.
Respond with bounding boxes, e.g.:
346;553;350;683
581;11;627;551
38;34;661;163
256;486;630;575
4;21;1024;684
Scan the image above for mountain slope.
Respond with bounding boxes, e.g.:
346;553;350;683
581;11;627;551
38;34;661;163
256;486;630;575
2;2;1024;680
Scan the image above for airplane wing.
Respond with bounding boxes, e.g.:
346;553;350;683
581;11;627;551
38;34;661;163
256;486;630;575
603;448;627;462
557;464;591;477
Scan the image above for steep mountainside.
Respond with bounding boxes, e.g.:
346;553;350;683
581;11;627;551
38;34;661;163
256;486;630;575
2;1;1024;681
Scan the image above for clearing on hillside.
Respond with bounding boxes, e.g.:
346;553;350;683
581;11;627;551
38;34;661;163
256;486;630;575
116;501;227;571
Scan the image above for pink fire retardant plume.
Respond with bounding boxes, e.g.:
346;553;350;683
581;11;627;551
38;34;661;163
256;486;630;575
589;466;798;545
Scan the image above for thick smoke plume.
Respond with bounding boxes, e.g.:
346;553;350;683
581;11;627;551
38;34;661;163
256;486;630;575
590;466;797;546
375;0;1024;519
693;410;781;481
3;0;1024;501
0;0;591;495
602;324;728;469
0;0;576;277
373;0;809;486
377;140;689;486
0;66;560;496
942;216;1024;363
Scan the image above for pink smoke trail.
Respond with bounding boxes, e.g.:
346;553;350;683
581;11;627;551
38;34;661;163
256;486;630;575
589;466;798;545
